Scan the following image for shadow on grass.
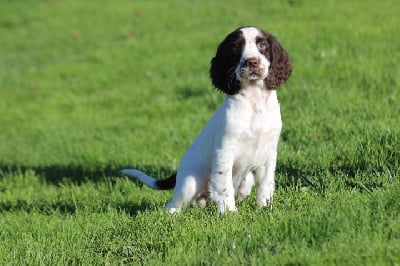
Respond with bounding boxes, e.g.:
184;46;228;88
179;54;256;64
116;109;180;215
0;198;159;217
0;163;175;185
117;201;161;217
0;163;168;215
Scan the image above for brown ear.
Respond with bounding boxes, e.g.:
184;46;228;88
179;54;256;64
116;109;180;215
210;29;243;95
264;35;292;90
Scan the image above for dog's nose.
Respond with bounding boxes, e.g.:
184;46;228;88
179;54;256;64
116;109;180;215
244;57;259;68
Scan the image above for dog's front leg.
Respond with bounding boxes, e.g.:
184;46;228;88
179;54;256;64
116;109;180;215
255;150;277;208
209;149;237;214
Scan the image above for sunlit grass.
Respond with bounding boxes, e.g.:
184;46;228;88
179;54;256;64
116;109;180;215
0;0;399;264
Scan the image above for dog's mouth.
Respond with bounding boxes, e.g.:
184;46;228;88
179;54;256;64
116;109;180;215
248;71;262;80
237;67;266;81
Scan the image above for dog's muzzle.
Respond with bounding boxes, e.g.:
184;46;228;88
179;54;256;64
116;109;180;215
237;57;265;80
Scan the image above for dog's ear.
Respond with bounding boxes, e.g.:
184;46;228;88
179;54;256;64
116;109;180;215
210;30;243;95
264;33;292;90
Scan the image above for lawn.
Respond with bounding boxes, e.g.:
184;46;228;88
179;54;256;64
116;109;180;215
0;0;399;264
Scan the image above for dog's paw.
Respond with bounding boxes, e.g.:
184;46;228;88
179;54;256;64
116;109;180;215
193;196;207;207
256;195;273;209
166;201;182;214
166;207;181;214
217;202;237;214
237;192;250;202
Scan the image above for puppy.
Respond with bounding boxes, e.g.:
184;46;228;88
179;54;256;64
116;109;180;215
121;26;292;213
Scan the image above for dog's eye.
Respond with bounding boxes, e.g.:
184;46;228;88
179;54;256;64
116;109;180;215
257;41;268;52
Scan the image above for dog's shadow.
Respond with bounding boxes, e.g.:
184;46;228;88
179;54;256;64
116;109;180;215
0;163;173;185
0;197;159;217
117;200;163;217
0;163;174;216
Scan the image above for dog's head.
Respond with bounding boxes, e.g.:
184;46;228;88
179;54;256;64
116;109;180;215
210;26;292;95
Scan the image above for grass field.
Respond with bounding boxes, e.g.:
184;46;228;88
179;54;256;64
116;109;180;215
1;0;399;264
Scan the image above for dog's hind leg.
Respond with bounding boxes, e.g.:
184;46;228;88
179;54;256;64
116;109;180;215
166;170;207;213
192;191;208;207
237;172;255;201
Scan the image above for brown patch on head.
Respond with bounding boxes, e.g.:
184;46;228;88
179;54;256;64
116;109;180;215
260;30;292;90
209;28;244;95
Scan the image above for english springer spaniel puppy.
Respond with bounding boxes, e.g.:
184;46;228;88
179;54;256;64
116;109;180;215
121;26;292;214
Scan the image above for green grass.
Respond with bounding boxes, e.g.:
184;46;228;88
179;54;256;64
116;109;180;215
0;0;399;264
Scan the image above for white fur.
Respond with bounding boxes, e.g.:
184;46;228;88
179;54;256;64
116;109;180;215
122;27;282;214
236;27;270;81
165;85;281;213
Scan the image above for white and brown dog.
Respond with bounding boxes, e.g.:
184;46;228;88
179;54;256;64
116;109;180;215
122;26;292;214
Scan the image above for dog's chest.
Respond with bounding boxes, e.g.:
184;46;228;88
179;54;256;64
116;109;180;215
232;90;281;172
237;108;275;158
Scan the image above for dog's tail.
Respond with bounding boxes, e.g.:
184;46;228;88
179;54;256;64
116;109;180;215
120;169;176;190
